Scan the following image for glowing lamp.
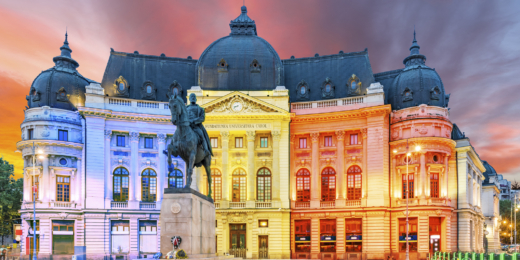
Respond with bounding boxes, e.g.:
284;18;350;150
38;155;45;160
258;220;268;228
393;149;397;154
415;146;421;152
407;152;411;157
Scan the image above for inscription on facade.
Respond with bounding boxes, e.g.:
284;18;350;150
205;124;271;129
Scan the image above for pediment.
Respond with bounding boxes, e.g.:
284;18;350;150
202;92;286;114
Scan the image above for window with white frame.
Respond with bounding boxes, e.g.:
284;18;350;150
111;220;130;254
139;220;157;253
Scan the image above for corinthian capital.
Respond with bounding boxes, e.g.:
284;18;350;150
220;130;230;140
310;132;320;143
246;131;256;142
104;130;112;140
335;130;345;140
129;132;140;142
157;133;167;143
272;130;281;142
360;128;367;139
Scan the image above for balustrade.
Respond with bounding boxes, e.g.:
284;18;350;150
295;201;310;209
255;201;272;208
320;201;335;208
230;202;246;209
139;202;156;209
111;201;128;209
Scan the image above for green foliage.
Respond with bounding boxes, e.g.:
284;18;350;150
499;199;520;245
0;157;23;241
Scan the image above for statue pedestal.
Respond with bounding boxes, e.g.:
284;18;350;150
160;188;216;258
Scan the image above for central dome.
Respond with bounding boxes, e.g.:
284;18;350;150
196;6;283;91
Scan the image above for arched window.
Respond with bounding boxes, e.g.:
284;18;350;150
210;169;222;201
141;169;157;202
146;85;152;94
169;169;184;188
257;168;271;202
300;86;306;95
119;82;125;91
113;167;129;202
232;168;246;202
347;165;362;200
296;169;310;202
430;173;439;198
351;81;357;90
321;167;336;201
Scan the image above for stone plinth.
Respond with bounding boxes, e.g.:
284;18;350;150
160;188;216;258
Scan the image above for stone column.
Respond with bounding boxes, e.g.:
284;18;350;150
310;132;320;208
290;134;296;206
445;156;449;198
272;130;281;202
104;130;112;208
246;131;256;207
74;159;81;207
220;131;230;208
310;218;320;259
361;128;368;207
23;165;30;202
335;130;346;207
157;133;166;203
42;155;50;203
419;151;426;201
129;132;139;208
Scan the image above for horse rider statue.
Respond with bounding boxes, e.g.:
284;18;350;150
186;93;213;159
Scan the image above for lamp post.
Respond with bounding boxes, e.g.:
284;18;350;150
395;140;420;260
30;142;44;260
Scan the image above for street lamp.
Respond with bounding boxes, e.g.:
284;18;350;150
404;140;420;260
30;142;44;260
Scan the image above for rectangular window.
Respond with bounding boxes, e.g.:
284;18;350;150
345;219;362;252
324;136;332;147
111;220;130;254
399;218;418;252
235;137;243;148
211;137;218;148
320;219;336;252
350;134;358;145
27;220;40;255
299;138;307;149
232;176;246;202
430;173;439;198
28;129;34;140
58;130;68;141
260;137;268;148
347;173;362;200
32;175;39;201
139;221;157;253
52;220;74;255
56;176;70;202
402;174;414;199
295;220;311;252
117;135;125;147
144;137;153;149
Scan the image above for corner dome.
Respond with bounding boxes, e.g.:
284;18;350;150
196;6;283;91
26;32;95;111
389;32;450;110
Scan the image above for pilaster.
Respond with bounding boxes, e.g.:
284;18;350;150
310;132;320;208
246;131;256;208
42;156;50;203
220;131;230;209
104;130;112;208
129;132;139;208
419;151;427;202
157;133;166;204
361;128;368;207
272;130;281;201
336;130;346;207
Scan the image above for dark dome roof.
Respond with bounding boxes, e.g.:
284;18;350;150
27;33;95;111
482;160;497;184
196;6;283;91
389;32;450;110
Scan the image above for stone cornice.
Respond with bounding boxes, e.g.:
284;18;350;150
79;107;171;122
17;140;84;151
390;137;456;148
202;91;289;114
206;113;291;121
290;105;391;123
456;145;486;173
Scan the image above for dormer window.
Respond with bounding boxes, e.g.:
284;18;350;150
296;80;310;100
250;59;261;73
119;83;125;91
325;84;331;93
321;78;335;98
218;58;228;73
173;87;178;95
402;87;414;102
114;76;129;97
169;81;183;97
141;81;156;100
146;85;152;94
351;82;357;90
300;86;306;95
348;74;361;96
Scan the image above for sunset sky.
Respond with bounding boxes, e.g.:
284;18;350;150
1;0;520;180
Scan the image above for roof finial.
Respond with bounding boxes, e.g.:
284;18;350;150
65;27;68;45
413;26;416;42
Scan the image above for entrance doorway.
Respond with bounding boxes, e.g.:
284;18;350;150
429;217;441;253
230;224;246;258
259;236;269;259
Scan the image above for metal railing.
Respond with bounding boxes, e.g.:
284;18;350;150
111;201;128;209
230;202;246;208
259;247;269;259
229;248;247;258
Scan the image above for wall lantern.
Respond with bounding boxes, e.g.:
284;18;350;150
258;220;268;228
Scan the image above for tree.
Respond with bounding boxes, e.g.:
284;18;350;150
0;157;23;245
512;180;520;190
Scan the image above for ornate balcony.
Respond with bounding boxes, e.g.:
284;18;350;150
345;200;361;207
295;201;310;209
230;202;246;209
255;201;272;208
52;201;77;209
320;201;335;208
139;202;156;209
111;201;128;209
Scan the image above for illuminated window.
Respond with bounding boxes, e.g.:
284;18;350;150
296;169;310;202
399;218;418;252
113;167;129;202
299;138;307;148
168;169;183;188
430;173;439;198
345;219;362;252
56;176;70;202
347;166;362;200
235;137;243;148
320;219;336;252
141;169;157;202
402;174;414;199
260;137;268;148
210;169;222;201
321;167;336;201
210;137;218;148
295;220;311;252
111;220;130;253
232;168;247;202
258;220;268;228
350;134;358;145
324;136;332;147
58;130;68;141
257;168;271;202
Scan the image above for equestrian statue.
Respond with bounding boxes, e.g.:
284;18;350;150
167;92;214;199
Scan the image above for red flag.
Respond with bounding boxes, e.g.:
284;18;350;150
32;185;38;193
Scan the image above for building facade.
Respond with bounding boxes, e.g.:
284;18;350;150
481;161;501;252
17;5;495;260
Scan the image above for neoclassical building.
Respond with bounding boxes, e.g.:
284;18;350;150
17;5;492;260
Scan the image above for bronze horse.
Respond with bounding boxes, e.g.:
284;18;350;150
167;93;213;199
